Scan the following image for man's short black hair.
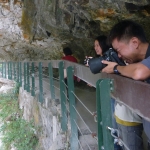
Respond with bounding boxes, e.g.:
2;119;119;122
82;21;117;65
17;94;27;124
108;20;147;45
63;47;73;56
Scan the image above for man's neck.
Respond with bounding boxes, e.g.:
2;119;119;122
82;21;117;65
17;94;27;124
138;42;149;61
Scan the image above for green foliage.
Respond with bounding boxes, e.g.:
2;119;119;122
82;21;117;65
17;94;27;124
0;118;38;150
0;88;38;150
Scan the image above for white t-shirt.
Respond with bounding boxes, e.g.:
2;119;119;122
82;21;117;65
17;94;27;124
115;102;142;123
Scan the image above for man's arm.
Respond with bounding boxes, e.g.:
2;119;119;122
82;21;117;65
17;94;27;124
101;60;150;80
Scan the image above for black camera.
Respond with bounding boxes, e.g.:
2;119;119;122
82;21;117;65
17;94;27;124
88;48;125;74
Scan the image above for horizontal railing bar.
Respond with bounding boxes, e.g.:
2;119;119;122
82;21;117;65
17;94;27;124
0;60;100;87
103;74;150;121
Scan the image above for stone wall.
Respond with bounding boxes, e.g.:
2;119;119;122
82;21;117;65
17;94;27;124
19;87;69;150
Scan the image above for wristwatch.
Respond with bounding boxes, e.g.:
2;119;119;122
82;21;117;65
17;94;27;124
113;65;120;74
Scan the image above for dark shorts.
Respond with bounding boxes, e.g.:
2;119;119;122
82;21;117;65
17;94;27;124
142;118;150;143
117;123;144;150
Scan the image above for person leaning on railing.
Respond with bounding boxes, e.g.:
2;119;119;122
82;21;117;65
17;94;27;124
84;35;109;85
84;35;122;150
84;35;109;84
102;20;150;150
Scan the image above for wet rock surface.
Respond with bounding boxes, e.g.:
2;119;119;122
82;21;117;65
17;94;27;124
0;0;150;62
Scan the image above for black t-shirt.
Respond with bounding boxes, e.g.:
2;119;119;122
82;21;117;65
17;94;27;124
141;44;150;83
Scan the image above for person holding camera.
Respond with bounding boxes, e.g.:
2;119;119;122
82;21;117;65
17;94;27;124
101;20;150;150
85;36;122;150
84;35;109;67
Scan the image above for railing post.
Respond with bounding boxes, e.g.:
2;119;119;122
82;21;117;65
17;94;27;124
96;79;103;150
48;62;55;99
7;62;10;79
26;62;30;92
0;62;2;77
2;62;4;78
24;62;27;90
39;62;43;103
6;62;9;79
9;62;12;80
13;62;16;81
31;62;35;96
99;79;114;150
16;62;19;82
59;61;67;131
67;66;78;150
4;62;6;78
19;62;22;87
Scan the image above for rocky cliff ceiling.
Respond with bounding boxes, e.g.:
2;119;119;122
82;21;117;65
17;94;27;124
1;0;150;62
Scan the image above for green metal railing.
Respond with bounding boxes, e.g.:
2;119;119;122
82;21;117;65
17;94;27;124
1;60;149;150
0;61;116;150
96;79;114;149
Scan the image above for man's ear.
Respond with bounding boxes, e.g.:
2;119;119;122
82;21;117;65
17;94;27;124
131;37;139;49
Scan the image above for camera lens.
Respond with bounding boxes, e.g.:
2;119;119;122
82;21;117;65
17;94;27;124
88;57;106;74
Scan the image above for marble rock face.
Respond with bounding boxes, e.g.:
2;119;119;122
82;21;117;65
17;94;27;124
0;0;150;62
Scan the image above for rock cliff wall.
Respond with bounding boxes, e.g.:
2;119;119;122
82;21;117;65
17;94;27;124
0;0;150;62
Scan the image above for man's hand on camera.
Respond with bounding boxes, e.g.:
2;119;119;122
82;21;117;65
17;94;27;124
101;60;118;73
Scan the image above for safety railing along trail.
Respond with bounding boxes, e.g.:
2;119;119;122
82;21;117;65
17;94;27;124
0;60;150;150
